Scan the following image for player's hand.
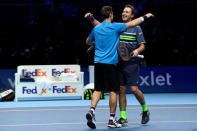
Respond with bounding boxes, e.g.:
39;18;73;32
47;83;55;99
84;12;93;19
131;49;139;57
145;13;154;18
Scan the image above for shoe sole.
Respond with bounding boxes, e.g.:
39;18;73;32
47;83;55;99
86;113;96;129
141;112;150;124
118;119;128;127
121;123;128;127
142;117;150;124
108;125;116;128
108;125;121;128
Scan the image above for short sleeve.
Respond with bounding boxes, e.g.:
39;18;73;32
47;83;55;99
88;30;95;42
136;26;146;44
113;23;126;33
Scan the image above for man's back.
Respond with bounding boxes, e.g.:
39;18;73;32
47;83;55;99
90;21;126;64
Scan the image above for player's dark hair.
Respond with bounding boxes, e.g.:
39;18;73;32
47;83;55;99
100;6;113;20
124;4;136;15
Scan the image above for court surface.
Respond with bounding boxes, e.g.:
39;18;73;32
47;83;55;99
0;93;197;131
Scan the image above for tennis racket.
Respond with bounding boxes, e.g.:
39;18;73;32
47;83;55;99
86;45;95;54
117;43;144;61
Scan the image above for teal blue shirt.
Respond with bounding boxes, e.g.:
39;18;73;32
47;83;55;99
89;21;126;64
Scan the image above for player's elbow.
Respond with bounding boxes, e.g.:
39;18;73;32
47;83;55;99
142;43;145;50
140;43;145;51
86;37;90;45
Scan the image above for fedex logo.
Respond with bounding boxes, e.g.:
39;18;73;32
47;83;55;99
22;86;37;94
52;68;76;76
22;69;47;77
22;86;49;95
53;86;77;93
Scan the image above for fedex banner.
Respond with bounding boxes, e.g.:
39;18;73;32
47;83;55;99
17;82;82;98
15;65;84;101
18;65;80;78
87;66;197;93
0;66;196;93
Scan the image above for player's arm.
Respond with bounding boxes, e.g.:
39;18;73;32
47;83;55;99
86;29;95;45
86;37;95;46
132;26;146;57
84;13;100;26
86;37;95;53
132;43;145;57
86;37;92;45
126;13;153;29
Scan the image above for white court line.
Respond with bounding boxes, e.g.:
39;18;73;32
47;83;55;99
0;106;197;112
0;121;197;127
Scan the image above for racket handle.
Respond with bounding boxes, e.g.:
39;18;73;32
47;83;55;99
130;52;144;59
136;55;144;59
86;45;94;53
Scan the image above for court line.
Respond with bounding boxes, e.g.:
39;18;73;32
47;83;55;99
0;106;197;112
0;121;197;127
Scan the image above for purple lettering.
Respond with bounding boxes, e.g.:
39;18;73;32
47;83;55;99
22;86;37;94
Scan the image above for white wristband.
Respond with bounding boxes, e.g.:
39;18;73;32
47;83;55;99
141;17;144;22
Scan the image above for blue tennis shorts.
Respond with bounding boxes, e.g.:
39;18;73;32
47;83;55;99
118;59;140;86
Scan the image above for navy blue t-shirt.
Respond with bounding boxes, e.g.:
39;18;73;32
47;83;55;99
119;25;146;51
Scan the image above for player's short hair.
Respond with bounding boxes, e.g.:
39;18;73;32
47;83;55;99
124;4;136;15
100;6;113;20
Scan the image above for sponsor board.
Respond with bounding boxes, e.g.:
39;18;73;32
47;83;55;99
15;65;84;101
0;66;197;97
18;65;79;78
17;83;81;97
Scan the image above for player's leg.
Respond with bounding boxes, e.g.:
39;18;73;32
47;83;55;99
86;63;103;129
118;85;128;126
120;59;150;124
127;60;150;124
119;86;127;119
86;90;101;129
109;91;117;118
127;61;150;124
103;64;121;128
91;91;101;107
130;86;150;124
108;91;122;128
117;61;128;126
130;86;145;105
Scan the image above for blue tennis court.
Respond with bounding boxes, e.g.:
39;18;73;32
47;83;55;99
0;93;197;131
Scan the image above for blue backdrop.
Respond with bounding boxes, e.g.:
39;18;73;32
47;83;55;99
83;66;197;93
0;69;16;90
1;66;197;93
136;66;197;93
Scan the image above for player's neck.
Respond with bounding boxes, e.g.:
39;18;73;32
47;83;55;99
104;18;112;22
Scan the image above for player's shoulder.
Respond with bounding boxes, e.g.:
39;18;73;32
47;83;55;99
131;25;143;32
95;23;102;28
94;23;103;30
108;22;126;30
126;25;140;30
111;22;125;28
126;25;138;32
135;25;142;29
95;21;113;28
